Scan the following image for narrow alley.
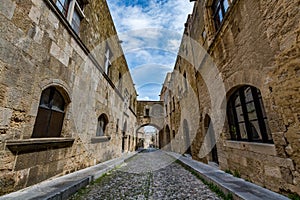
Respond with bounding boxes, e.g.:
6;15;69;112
0;0;299;199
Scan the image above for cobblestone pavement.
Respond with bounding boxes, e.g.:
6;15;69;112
69;149;221;200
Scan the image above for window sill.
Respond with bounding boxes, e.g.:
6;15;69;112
224;140;276;156
6;138;75;154
91;136;111;143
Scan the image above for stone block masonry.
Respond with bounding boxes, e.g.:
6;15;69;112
160;0;300;196
0;0;138;195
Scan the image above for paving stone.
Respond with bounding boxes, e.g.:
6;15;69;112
69;150;220;200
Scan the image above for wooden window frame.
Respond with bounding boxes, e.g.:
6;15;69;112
32;87;66;138
55;0;85;34
212;0;230;31
227;86;273;143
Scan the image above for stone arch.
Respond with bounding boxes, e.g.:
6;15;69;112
136;123;161;132
39;79;72;104
221;70;267;134
224;69;265;98
135;123;160;149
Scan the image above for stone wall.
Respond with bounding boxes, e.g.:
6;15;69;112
160;0;300;196
0;0;137;195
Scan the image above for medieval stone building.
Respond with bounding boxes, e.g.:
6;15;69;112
0;0;138;194
160;0;300;196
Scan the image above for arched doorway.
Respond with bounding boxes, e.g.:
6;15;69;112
183;119;191;154
165;125;171;151
122;121;127;152
136;125;160;149
32;87;67;138
204;115;218;164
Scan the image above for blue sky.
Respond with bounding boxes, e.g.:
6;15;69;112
107;0;194;100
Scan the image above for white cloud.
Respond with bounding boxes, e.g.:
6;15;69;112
131;64;173;86
106;0;194;100
167;39;181;52
108;0;194;33
144;126;158;133
140;96;150;101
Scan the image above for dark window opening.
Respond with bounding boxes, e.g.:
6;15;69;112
116;119;119;133
227;86;272;143
32;87;66;138
145;108;150;116
118;72;122;92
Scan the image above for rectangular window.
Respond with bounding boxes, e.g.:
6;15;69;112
56;0;85;34
213;0;230;31
116;119;119;133
71;8;82;34
56;0;70;17
145;108;150;116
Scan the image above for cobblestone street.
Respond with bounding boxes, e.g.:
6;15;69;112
69;150;220;200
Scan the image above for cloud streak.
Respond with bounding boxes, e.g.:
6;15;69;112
107;0;194;100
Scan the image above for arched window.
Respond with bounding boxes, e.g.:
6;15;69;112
32;87;66;138
227;86;272;143
96;114;108;136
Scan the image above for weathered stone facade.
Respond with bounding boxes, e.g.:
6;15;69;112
160;0;300;196
0;0;138;195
